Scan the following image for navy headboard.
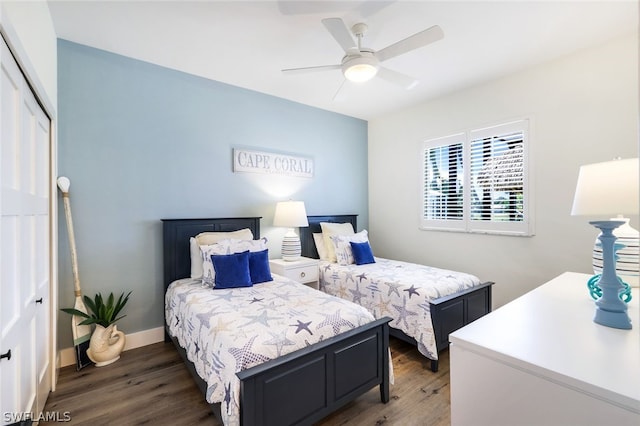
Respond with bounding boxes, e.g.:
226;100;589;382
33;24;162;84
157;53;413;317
161;217;261;292
300;215;358;259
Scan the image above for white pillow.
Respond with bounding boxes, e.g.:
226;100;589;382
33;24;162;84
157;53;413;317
190;237;204;278
320;222;355;263
214;237;268;254
330;230;369;265
313;233;329;261
190;229;254;278
195;228;253;245
200;244;226;286
200;238;268;286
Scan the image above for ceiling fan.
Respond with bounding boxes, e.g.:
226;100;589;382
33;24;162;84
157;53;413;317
282;17;444;95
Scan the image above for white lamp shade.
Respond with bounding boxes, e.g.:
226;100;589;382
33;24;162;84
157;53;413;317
572;158;640;288
273;201;309;228
571;158;639;217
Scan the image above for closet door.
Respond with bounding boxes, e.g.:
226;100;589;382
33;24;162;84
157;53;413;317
0;35;51;423
29;66;52;418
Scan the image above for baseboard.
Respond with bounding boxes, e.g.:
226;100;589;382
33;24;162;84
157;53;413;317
59;326;165;368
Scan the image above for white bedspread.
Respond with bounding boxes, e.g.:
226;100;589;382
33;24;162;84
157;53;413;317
319;258;481;361
165;275;377;426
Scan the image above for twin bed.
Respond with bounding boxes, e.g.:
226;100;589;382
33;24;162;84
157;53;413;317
162;217;390;426
162;215;493;425
299;215;493;372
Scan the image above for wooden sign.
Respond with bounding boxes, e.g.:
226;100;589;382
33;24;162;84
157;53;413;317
233;148;314;178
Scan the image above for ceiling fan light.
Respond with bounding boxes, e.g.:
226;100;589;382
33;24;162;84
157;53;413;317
343;56;379;82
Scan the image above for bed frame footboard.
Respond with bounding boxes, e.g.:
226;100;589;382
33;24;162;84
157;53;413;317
390;281;493;372
430;281;493;353
167;315;391;425
238;317;391;426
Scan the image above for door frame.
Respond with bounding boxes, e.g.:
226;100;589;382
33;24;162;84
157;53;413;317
0;6;59;394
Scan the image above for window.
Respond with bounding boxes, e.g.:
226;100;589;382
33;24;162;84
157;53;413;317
421;119;533;236
423;133;465;225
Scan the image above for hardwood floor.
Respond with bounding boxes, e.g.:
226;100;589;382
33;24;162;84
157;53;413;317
43;338;451;425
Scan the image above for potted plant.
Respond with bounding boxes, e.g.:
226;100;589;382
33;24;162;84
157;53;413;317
62;291;131;367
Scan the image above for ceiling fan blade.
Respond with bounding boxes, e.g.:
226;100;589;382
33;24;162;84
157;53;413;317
282;64;342;74
376;67;419;90
376;25;444;63
322;18;356;52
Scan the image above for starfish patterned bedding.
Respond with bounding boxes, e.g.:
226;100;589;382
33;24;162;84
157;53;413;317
319;258;481;361
165;275;377;426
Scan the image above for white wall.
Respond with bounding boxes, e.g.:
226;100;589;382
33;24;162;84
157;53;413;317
0;1;57;112
368;34;639;308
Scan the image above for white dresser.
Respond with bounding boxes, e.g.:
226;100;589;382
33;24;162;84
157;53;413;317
450;272;640;426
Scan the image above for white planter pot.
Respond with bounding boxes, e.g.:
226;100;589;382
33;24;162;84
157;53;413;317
87;324;126;367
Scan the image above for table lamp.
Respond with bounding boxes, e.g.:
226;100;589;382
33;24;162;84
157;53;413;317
571;157;638;329
273;201;309;261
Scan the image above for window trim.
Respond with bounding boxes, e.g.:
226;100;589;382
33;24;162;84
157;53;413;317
420;119;534;237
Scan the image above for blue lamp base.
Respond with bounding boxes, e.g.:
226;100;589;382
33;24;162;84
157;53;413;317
587;274;632;303
594;307;631;329
590;220;632;330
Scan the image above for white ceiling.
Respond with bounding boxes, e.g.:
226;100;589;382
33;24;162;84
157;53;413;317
47;0;638;120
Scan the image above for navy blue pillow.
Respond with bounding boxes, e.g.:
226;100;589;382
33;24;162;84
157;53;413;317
249;249;273;284
211;251;252;289
350;241;375;265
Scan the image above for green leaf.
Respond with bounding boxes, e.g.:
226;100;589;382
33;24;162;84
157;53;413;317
83;295;97;314
112;291;131;319
60;308;91;319
78;318;98;326
61;291;131;327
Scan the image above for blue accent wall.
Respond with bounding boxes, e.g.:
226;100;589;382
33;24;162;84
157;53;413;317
57;39;368;348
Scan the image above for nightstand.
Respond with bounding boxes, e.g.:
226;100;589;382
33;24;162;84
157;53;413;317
269;257;319;290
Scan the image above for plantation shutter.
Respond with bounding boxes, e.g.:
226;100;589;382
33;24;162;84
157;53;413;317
468;120;531;235
421;134;466;230
420;119;533;236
